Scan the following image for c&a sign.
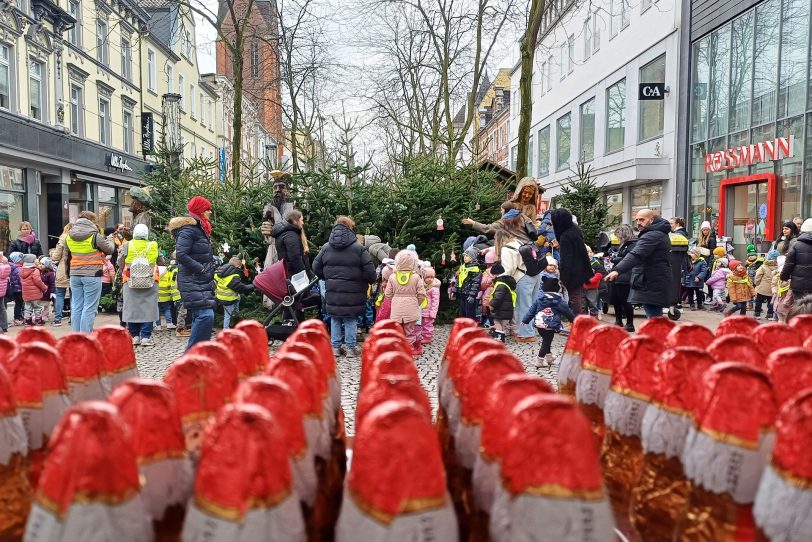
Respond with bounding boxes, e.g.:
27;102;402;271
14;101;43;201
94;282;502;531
704;135;793;173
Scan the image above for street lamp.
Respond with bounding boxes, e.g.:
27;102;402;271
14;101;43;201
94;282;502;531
162;93;182;168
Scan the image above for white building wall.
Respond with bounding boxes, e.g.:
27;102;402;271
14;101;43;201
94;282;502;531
508;0;683;222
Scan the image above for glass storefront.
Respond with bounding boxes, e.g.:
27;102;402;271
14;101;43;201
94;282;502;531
0;166;25;254
689;0;812;239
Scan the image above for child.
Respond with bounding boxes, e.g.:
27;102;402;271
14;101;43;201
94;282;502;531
754;250;778;320
157;257;179;330
488;263;516;343
773;256;791;322
522;276;574;368
455;247;482;319
705;257;731;312
8;252;23;326
20;254;47;325
745;246;763;310
420;267;441;345
584;245;606;319
384;250;427;356
0;253;10;333
101;254;116;298
684;247;708;310
374;256;396;322
38;257;56;323
214;256;255;329
479;249;497;328
724;260;756;316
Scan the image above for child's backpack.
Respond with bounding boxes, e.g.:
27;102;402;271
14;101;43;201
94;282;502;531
507;242;544;277
129;242;156;289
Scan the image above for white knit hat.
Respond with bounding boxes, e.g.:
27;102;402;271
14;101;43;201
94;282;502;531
801;218;812;233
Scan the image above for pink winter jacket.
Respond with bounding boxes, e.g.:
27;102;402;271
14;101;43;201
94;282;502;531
425;281;441;319
480;270;494;311
0;262;10;297
384;252;427;324
20;267;47;302
706;267;731;290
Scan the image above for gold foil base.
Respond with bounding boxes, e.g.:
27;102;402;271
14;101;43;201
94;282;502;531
579;402;605;447
0;453;32;542
676;482;758;541
601;429;643;538
153;502;185;542
630;452;689;542
558;382;575;398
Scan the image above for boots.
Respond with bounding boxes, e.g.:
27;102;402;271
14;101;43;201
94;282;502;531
494;331;506;343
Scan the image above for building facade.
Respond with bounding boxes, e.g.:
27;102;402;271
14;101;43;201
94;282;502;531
471;69;512;167
508;0;682;228
678;0;812;254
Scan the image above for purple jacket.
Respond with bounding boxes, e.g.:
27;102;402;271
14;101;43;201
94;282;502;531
8;263;21;294
0;263;10;297
706;267;731;290
40;269;56;300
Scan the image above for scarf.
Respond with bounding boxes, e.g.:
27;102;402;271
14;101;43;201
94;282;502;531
187;196;212;237
20;232;36;245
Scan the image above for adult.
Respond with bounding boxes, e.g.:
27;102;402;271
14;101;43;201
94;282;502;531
50;222;73;327
608;224;637;332
551;208;593;316
272;209;308;277
461;202;536;243
670;217;690;304
118;224;159;346
696;220;717;256
605;209;672;319
669;217;689;239
496;229;536;342
170;196;216;350
511;176;542;222
129;187;153;229
793;216;804;231
260;172;295;268
773;220;799;256
780;218;812;299
65;211;114;332
9;221;43;256
312;216;376;358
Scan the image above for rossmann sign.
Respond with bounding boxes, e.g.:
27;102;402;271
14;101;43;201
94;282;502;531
704;135;793;173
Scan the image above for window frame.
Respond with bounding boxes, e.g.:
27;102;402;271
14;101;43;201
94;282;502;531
567;34;575;73
606;78;627;154
147;48;156;91
537;125;550;177
190;84;196;118
179;74;185;110
0;44;11;111
250;41;259;77
580;97;596;162
98;96;111;145
96;19;109;66
584;17;592;60
167;64;174;93
68;0;81;46
120;36;131;81
122;108;133;153
556;112;572;171
638;54;666;141
69;83;84;136
28;59;43;121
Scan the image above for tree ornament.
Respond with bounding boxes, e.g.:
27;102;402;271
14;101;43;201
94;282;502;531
437;216;444;231
442;250;446;266
450;249;457;263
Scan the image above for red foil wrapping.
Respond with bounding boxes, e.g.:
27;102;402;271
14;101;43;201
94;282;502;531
502;395;604;499
293;326;338;381
610;335;662;401
56;333;107;397
92;325;137;377
448;336;501;394
708;335;767;370
194;404;293;521
363;351;419;390
187;342;239;400
558;316;600;397
565;315;600;356
35;402;141;517
0;335;16;362
359;336;411;390
460;351;523;428
789;313;812;335
636;316;676;342
215;329;256;380
652;347;715;414
441;318;479;367
765;347;812;408
0;364;30;541
753;322;803;352
266;352;323;417
234;319;271;371
6;342;68;422
348;401;447;525
370;319;404;334
14;327;57;347
771;388;812;484
666;322;716;349
716;315;759;337
630;452;690;541
277;342;328;399
355;375;431;430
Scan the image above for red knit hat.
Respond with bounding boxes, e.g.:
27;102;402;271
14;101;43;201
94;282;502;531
234;320;271;371
766;347;812;408
708;334;766;369
92;326;138;386
186;195;211;214
665;323;715;349
216;329;257;380
637;317;676;342
56;333;108;401
753;322;803;352
188;341;239;400
716;315;759;336
355;375;431;431
15;326;57;347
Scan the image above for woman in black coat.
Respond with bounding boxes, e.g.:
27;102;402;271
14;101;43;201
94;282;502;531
9;221;43;256
781;219;812;298
551;208;593;315
609;224;637;331
271;209;308;277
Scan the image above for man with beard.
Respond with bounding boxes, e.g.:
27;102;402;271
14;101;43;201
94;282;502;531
260;171;296;269
129;187;152;229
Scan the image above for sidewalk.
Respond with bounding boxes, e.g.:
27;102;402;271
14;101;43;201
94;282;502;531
3;307;121;339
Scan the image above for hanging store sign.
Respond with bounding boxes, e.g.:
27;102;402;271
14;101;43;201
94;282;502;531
639;83;666;100
704;135;794;173
141;113;154;154
107;153;133;172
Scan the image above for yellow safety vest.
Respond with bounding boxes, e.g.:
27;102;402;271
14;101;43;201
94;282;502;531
490;281;517;307
124;239;159;265
396;271;412;285
158;267;180;302
215;273;240;302
66;235;105;268
458;265;481;287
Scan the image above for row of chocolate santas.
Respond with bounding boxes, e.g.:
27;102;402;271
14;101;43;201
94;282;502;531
561;314;812;542
0;319;349;542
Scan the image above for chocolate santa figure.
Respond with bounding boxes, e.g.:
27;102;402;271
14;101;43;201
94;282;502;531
708;334;766;369
234;320;271;372
0;364;30;541
23;402;151;542
360;331;412;390
490;395;615;542
216;329;257;381
665;322;715;349
676;362;776;541
109;380;193;542
765;347;812;408
336;401;457;541
182;404;305;541
14;327;56;348
187;342;239;401
636;316;676;342
0;335;17;361
716;314;759;336
355;375;431;431
752;322;803;352
558;315;599;397
93;325;139;388
56;333;110;402
753;388;812;540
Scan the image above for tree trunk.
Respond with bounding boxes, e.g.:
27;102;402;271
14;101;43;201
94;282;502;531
516;0;545;179
231;48;245;186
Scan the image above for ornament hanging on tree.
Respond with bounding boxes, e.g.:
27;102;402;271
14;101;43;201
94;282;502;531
475;202;480;210
450;249;457;264
437;216;444;231
242;257;249;277
442;250;446;266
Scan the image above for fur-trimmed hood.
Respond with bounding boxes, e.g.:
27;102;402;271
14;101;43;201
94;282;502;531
168;216;199;235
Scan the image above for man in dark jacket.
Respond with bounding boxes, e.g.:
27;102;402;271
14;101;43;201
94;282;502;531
606;209;672;318
170;196;216;350
271;210;308;277
312;216;376;357
551;208;593;315
781;218;812;298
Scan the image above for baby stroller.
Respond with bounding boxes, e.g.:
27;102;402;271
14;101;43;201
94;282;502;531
253;260;320;341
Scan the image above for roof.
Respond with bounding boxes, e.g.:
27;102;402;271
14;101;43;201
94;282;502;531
452;72;492;128
477;159;516;184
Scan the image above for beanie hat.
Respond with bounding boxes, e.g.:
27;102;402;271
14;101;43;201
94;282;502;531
491;263;505;275
542;276;560;292
747;249;758;257
406;244;417;253
718;257;729;268
545;256;558;267
187;196;212;214
464;247;480;262
22;254;36;267
701;221;711;231
9;252;22;264
766;250;780;261
501;209;520;220
688;247;701;257
39;257;53;269
746;244;755;253
484;248;497;265
463;236;478;251
133;224;149;240
713;247;726;258
802;218;812;233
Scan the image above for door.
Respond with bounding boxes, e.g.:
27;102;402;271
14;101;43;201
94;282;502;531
718;174;778;258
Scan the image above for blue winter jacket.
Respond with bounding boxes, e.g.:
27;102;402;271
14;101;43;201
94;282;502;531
9;264;21;294
683;257;708;288
522;291;575;331
169;215;216;311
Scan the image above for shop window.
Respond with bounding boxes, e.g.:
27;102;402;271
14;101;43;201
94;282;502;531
729;12;753;133
96;19;109;66
28;60;43;121
706;136;727;219
778;115;803;221
708;26;730;139
0;191;25;255
691;36;710;143
580;98;595;161
605;191;623;228
752;0;779;126
121;189;133;228
98;97;110;145
606;79;626;153
98;185;117;230
728;130;749;176
0;44;11;110
631;183;663;217
556;113;571;170
779;0;808;119
690;143;708;229
751;123;775;174
70;84;83;136
68;0;81;46
537;125;549;177
640;55;666;141
147;49;156;91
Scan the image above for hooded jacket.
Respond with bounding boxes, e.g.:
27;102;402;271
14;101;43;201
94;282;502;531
169;215;216;311
489;275;517;320
383;250;427;324
612;215;673;306
551;208;593;291
706;267;731;290
271;222;307;277
683;256;708;287
9;236;43;257
0;262;9;297
312;224;377;318
610;239;638;285
781;232;812;294
214;263;255;306
755;260;777;297
20;267;47;302
65;218;115;277
522;291;575;331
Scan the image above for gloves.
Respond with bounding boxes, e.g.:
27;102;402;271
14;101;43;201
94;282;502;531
466;296;476;304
